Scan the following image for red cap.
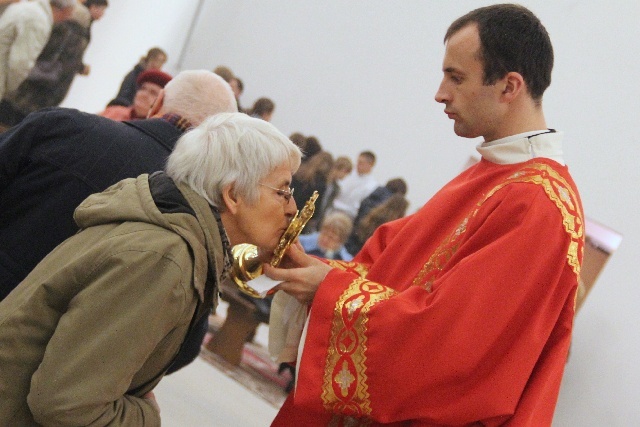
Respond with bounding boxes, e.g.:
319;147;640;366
136;69;172;88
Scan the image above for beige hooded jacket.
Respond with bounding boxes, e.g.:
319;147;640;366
0;173;225;426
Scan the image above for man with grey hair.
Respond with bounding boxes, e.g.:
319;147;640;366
0;69;237;301
0;112;301;425
0;0;75;107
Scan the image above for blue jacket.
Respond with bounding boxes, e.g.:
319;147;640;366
299;232;353;261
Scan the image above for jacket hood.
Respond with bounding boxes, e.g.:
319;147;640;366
75;175;172;230
74;174;225;303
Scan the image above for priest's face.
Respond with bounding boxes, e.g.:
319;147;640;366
435;24;506;142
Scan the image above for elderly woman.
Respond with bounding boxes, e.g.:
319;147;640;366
0;112;301;425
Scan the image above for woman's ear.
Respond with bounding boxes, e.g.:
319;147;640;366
221;184;239;214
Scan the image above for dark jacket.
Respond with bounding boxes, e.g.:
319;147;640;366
0;107;184;299
352;186;392;229
109;63;145;107
344;186;392;256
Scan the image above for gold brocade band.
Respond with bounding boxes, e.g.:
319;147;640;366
412;162;585;291
321;278;396;421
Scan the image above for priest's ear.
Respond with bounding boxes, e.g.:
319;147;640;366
501;71;525;102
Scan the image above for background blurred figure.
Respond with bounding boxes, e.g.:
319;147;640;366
344;192;409;257
108;46;167;107
213;65;234;83
299;211;353;261
249;97;275;121
329;150;378;218
313;155;352;232
100;69;172;121
300;135;322;161
0;0;75;131
350;177;407;235
0;70;236;301
0;0;108;129
289;132;306;150
229;76;244;112
0;0;19;16
292;151;333;212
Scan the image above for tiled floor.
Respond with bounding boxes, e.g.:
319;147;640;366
155;356;279;426
154;302;282;426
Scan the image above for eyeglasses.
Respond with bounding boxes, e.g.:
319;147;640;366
259;183;295;203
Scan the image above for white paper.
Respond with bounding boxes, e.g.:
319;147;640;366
247;275;282;298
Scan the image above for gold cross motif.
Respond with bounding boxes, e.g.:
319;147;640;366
347;296;364;316
334;361;356;397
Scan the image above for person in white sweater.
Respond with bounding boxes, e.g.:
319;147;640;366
329;150;378;218
0;0;74;103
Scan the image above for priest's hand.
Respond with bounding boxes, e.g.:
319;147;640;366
263;244;332;305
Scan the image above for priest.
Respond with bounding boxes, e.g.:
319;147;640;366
266;4;584;426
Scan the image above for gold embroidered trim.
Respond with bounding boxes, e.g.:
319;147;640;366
326;260;369;278
412;162;584;290
321;278;397;420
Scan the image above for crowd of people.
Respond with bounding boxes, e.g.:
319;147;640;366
0;0;107;131
0;3;585;426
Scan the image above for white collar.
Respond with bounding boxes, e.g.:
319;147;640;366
476;130;565;165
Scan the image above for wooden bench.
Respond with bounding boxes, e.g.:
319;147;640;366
204;281;269;365
576;218;622;312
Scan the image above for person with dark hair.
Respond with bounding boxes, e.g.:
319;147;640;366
312;155;352;232
344;177;408;256
289;131;305;149
357;177;407;223
345;193;408;257
99;69;172;121
300;135;322;161
108;47;167;107
213;65;234;83
291;150;333;216
249;96;275;121
0;0;108;129
329;150;378;218
229;75;244;111
268;4;584;425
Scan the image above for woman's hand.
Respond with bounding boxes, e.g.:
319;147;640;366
263;244;332;305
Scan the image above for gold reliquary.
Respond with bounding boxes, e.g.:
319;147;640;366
231;191;318;298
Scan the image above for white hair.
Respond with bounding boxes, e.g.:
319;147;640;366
166;113;302;208
322;211;353;242
162;70;237;125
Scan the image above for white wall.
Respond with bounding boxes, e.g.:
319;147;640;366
61;0;202;113
63;1;640;425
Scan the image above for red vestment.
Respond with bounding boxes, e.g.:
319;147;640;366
272;158;584;426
